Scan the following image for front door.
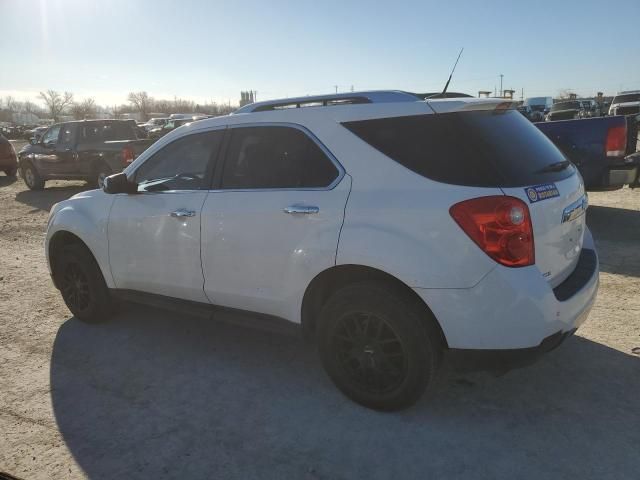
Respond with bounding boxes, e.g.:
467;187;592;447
108;128;224;303
201;125;350;321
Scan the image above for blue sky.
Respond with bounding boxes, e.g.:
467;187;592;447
1;0;639;106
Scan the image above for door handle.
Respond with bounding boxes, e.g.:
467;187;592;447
284;205;319;215
170;209;196;218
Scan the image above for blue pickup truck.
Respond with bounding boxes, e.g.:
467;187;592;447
535;114;639;191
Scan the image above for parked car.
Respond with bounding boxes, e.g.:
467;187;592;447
536;114;639;190
17;119;152;190
142;117;170;132
523;96;553;122
25;126;49;143
608;91;640;116
579;100;600;118
148;117;203;140
546;101;584;121
45;91;599;411
0;133;18;177
517;104;534;120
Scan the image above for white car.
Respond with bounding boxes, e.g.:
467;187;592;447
45;91;599;410
142;117;170;132
608;90;640;116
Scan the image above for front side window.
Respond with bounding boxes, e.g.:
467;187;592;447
59;125;73;145
221;126;339;189
135;130;223;192
42;125;61;145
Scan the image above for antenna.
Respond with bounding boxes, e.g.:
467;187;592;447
441;48;464;96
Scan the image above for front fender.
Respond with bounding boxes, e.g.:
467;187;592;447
46;192;116;288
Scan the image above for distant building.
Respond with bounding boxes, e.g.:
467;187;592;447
239;91;256;107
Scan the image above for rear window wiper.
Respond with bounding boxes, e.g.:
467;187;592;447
535;160;572;174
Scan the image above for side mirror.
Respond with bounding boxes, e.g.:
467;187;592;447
103;172;138;194
30;138;37;145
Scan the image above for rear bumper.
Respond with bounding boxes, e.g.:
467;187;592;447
414;228;599;351
0;153;17;168
447;328;576;372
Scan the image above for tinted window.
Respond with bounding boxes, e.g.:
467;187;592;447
221;126;339;189
551;102;581;111
59;125;73;145
342;110;574;188
135;130;223;191
613;94;640;104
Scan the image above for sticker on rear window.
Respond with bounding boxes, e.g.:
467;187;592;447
524;183;560;203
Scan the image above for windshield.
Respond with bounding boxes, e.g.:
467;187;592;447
551;101;581;111
613;94;640;104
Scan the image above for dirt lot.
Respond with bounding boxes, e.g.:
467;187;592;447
1;140;639;479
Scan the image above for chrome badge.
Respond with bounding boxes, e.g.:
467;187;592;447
562;196;588;223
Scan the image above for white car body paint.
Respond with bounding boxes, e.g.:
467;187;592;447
46;94;599;351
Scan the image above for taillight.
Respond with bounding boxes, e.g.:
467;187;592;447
450;196;534;268
605;124;627;157
122;146;135;164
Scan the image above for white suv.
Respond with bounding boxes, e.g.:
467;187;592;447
45;91;599;410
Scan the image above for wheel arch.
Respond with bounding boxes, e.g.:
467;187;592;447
300;264;448;347
48;231;94;288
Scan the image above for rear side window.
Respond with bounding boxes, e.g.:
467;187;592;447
342;110;574;188
102;122;135;141
221;126;339;189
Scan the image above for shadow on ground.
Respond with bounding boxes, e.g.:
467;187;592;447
587;205;640;277
0;174;17;187
14;184;88;211
50;306;640;480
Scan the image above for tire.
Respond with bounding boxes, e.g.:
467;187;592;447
22;161;45;190
317;281;442;411
88;162;112;189
54;243;113;323
4;166;17;177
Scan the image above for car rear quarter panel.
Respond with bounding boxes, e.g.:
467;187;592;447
317;123;501;289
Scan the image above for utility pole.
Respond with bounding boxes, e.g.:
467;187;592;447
350;85;354;92
499;74;504;98
334;85;338;94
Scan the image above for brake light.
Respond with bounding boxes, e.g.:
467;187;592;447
122;146;135;164
450;196;534;267
605;124;627;157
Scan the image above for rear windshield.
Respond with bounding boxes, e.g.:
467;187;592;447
341;110;575;188
613;94;640;104
551;102;580;111
523;97;548;106
80;121;136;142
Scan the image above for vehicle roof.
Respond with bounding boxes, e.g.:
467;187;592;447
165;93;512;134
54;119;132;127
617;90;640;94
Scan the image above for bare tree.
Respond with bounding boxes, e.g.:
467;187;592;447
39;90;74;122
71;98;97;120
127;91;153;121
4;96;17;114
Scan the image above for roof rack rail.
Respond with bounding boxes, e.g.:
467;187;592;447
233;90;422;114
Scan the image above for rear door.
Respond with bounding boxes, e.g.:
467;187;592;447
201;124;350;320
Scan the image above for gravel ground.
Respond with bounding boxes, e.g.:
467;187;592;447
1;140;639;479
